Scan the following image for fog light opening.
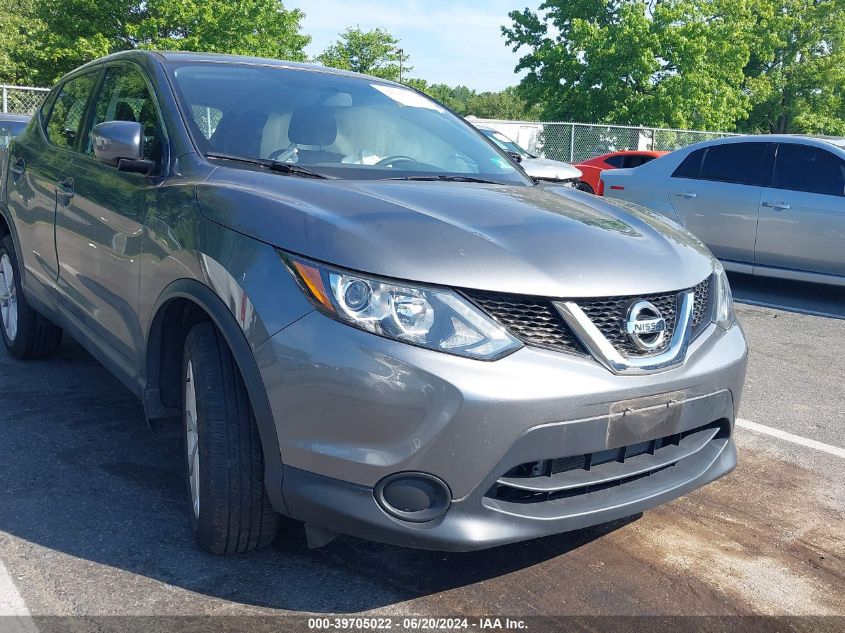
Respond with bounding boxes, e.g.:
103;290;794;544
375;472;451;523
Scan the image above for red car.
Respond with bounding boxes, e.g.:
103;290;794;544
576;150;668;195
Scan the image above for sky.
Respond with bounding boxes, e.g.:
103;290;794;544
285;0;545;92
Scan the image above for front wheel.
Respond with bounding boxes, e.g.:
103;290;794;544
0;235;62;359
182;321;280;554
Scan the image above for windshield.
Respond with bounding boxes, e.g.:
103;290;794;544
481;129;531;158
168;63;530;185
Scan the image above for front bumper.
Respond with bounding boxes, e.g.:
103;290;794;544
255;311;747;550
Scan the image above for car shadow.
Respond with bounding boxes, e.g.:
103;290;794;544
728;271;845;319
0;336;637;613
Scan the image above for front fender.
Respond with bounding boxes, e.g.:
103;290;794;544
145;278;297;515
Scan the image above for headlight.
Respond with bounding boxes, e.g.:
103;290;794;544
282;254;522;360
713;262;735;330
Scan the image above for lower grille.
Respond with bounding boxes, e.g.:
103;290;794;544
488;420;727;504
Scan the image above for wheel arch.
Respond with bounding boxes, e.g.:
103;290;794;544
0;204;20;252
144;278;288;515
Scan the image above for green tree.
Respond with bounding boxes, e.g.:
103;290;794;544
407;80;474;114
741;0;845;134
0;0;50;84
0;0;309;85
466;87;535;120
408;80;536;120
503;0;756;130
316;27;411;81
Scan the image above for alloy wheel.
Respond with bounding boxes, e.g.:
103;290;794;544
0;253;18;343
185;360;200;518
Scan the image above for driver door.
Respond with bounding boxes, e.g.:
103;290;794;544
54;63;166;365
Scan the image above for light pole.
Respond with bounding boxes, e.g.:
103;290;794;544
395;47;404;83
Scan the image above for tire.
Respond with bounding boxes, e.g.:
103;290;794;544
0;235;62;359
182;321;280;554
576;181;595;194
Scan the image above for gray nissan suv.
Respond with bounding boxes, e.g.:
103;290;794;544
0;51;747;554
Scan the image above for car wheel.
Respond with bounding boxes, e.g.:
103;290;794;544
576;181;595;194
182;321;280;554
0;235;62;359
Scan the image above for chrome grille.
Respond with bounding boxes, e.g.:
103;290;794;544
463;275;713;359
462;291;584;355
578;291;679;357
691;276;712;335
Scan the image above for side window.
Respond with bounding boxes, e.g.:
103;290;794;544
774;144;845;197
604;155;625;168
672;148;706;179
699;143;766;185
45;73;98;150
39;87;60;129
86;65;164;164
624;155;652;169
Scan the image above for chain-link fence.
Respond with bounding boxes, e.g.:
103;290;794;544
1;85;50;115
471;118;737;163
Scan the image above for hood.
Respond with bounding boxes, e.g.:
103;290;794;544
196;167;715;298
521;157;582;181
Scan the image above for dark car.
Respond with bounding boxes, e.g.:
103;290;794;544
0;51;746;554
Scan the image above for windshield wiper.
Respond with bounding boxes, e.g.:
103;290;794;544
384;174;501;184
206;152;331;179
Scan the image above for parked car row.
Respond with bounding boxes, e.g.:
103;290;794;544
0;51;747;556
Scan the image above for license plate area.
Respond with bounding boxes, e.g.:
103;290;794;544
607;391;686;448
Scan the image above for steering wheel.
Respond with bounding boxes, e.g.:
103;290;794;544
374;155;418;168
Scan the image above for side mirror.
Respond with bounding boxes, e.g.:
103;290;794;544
92;121;154;174
506;150;523;164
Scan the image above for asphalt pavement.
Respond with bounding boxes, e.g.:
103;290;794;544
0;274;842;631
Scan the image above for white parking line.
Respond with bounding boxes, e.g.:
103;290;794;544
736;418;845;459
0;560;38;633
0;561;29;617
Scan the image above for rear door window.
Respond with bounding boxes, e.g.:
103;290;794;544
672;148;706;179
698;143;767;185
773;144;845;197
45;72;99;150
604;155;626;168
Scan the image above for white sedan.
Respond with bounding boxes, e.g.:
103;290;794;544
602;135;845;286
476;126;582;185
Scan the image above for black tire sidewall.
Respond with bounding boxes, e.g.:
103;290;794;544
182;325;225;547
181;321;279;554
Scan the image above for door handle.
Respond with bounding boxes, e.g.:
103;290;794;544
9;158;24;177
56;177;74;201
674;191;697;199
762;201;790;210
